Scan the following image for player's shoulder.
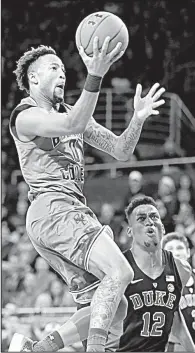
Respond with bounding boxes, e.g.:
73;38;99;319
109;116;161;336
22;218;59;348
122;249;133;263
11;97;38;118
16;96;37;110
174;257;191;288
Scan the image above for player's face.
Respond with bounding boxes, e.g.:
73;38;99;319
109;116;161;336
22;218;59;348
164;239;189;261
35;54;66;103
129;204;165;252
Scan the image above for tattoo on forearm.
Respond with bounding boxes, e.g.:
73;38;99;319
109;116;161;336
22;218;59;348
120;120;143;156
85;125;115;154
89;275;123;330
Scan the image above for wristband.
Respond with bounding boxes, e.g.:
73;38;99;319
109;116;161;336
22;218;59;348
84;74;102;92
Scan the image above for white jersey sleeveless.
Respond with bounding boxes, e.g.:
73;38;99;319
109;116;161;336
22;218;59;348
10;96;86;203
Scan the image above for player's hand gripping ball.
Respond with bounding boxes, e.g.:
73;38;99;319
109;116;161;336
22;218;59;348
76;11;129;57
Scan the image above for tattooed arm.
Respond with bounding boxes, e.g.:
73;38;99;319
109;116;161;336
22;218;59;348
84;115;144;161
84;83;166;161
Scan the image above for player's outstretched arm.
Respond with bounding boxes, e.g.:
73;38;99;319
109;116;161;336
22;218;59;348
84;83;165;160
16;37;124;139
115;83;165;160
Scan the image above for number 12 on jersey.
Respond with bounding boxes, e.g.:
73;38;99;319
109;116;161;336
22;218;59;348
141;312;165;337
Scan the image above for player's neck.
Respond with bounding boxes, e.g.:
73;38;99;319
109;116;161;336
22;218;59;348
131;243;163;270
30;91;57;111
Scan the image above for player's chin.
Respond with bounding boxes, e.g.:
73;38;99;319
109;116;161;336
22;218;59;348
54;93;64;103
144;239;159;251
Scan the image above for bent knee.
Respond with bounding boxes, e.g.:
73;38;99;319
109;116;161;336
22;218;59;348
117;260;134;284
110;264;134;286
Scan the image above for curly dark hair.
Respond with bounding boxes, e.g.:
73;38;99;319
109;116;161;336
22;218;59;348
125;196;158;219
13;45;57;93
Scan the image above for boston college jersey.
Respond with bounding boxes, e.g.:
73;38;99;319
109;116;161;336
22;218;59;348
10;97;85;203
118;249;182;352
180;269;195;342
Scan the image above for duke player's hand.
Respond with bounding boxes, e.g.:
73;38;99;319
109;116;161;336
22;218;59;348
79;36;124;77
134;83;165;121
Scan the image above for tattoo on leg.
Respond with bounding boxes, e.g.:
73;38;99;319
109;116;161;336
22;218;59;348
89;275;124;330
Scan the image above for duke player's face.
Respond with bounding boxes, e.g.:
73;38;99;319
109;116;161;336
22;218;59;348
164;239;190;261
35;54;66;103
129;204;165;252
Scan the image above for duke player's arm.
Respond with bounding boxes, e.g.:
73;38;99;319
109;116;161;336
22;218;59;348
174;257;191;288
84;115;144;161
169;257;195;351
170;309;195;351
16;90;101;138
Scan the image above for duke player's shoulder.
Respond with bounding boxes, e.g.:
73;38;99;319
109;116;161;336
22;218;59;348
174;257;192;287
122;249;133;264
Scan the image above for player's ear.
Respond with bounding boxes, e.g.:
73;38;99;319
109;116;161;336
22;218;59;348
28;71;38;85
127;226;133;238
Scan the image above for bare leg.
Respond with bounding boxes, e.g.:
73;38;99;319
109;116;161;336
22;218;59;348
32;296;127;351
86;230;133;351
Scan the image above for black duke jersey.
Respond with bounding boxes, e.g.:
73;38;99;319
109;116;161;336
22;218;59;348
118;249;182;352
180;269;195;342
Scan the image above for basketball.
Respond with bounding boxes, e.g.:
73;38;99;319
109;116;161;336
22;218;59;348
75;11;129;57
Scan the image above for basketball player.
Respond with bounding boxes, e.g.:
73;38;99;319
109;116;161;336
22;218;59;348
8;37;165;352
76;198;195;352
78;198;195;352
162;232;195;351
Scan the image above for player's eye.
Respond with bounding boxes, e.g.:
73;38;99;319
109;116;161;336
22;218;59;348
51;66;57;70
138;216;145;221
151;214;158;219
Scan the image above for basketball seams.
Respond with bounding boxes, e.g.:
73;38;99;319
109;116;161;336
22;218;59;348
84;14;111;51
86;23;125;56
79;14;92;49
76;12;129;58
108;23;124;49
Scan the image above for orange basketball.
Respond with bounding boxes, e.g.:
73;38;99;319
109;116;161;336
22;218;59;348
75;11;129;57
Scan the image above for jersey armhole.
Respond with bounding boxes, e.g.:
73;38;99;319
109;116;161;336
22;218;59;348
10;105;37;143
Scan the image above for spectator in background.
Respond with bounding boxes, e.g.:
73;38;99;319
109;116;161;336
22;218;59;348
99;202;115;226
33;257;57;298
155;198;167;223
17;181;29;202
50;279;76;307
13;272;38;307
156;175;178;232
178;173;195;209
175;204;195;250
123;170;144;208
34;293;53;308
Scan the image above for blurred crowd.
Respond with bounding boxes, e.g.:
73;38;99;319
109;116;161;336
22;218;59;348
2;165;195;307
2;0;195;349
2;0;195;184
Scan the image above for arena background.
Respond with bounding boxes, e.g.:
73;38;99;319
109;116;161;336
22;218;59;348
1;0;195;351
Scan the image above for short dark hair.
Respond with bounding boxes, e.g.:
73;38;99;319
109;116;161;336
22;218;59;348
14;45;57;93
125;195;158;219
161;232;189;250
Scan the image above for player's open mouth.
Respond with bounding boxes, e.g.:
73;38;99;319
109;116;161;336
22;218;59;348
146;228;155;237
56;84;64;91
